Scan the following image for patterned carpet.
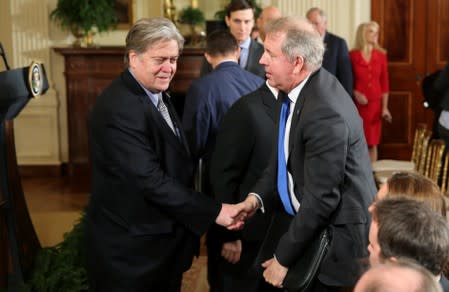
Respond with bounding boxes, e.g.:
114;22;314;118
181;256;209;292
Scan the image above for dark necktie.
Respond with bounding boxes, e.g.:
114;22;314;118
277;92;295;215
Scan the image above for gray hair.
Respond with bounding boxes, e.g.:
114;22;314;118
306;7;327;21
265;16;324;72
124;17;184;67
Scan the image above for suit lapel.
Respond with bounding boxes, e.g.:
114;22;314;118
122;71;190;156
163;92;191;156
288;71;320;153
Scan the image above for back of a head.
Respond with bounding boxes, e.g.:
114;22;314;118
305;7;326;21
386;171;446;217
260;6;281;21
226;0;254;17
205;30;239;57
373;196;449;275
257;6;281;39
124;17;184;67
355;258;442;292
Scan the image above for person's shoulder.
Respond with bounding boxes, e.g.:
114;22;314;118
326;31;345;42
242;69;264;83
249;39;264;53
439;275;449;291
373;48;387;56
241;84;269;101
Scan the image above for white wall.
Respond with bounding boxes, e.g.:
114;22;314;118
276;0;370;47
0;0;370;166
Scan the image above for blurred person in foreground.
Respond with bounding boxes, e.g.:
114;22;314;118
368;197;449;291
375;171;446;217
354;258;442;292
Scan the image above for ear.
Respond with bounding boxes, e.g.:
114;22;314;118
128;50;139;68
204;52;212;65
292;55;305;74
225;16;231;27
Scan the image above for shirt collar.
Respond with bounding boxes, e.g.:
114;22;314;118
129;68;159;107
266;81;279;99
287;74;311;104
240;37;251;49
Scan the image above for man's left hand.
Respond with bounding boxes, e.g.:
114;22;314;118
261;257;289;288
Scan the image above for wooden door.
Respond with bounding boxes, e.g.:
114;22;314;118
372;0;449;160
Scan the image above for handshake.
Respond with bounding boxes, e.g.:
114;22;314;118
215;195;261;230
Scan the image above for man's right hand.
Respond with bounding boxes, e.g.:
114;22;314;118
215;195;261;230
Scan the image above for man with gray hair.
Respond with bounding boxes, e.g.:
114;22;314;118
239;16;376;291
306;7;353;95
86;17;247;292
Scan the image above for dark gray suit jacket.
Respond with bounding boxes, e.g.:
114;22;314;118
323;32;353;95
253;69;376;286
87;70;221;291
200;39;265;79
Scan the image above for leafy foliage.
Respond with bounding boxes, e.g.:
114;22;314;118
50;0;118;33
22;211;88;292
178;6;205;26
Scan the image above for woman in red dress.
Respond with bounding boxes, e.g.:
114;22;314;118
350;21;392;162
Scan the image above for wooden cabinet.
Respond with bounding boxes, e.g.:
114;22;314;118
54;46;204;178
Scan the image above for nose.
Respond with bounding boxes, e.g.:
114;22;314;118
161;61;174;72
259;51;268;65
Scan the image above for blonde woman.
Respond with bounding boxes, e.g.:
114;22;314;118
375;171;446;217
350;21;392;162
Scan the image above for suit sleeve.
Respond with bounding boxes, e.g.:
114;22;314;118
209;102;255;241
210;103;254;202
275;107;348;267
99;103;220;236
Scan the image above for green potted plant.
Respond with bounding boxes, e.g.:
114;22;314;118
178;6;205;46
50;0;119;47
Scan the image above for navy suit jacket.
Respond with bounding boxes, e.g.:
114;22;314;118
322;32;353;95
253;69;376;286
200;39;265;79
87;70;221;291
182;61;264;161
440;275;449;292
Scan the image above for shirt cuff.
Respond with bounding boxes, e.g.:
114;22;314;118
248;192;265;213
